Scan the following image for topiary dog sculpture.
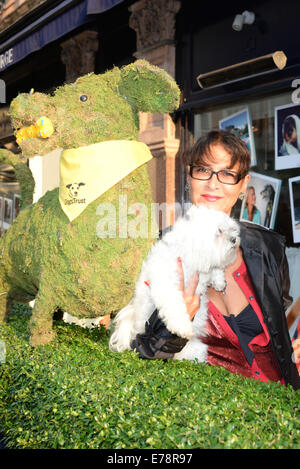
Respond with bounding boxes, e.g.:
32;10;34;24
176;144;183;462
0;60;180;346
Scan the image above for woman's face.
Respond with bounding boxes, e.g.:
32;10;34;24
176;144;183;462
285;127;297;144
247;187;256;206
188;143;250;216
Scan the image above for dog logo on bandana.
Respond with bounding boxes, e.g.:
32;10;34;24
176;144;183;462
65;182;86;206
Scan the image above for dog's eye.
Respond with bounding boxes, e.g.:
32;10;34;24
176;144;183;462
218;228;223;235
230;237;236;244
80;94;88;102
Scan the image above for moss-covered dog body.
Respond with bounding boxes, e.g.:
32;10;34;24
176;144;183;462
0;60;180;346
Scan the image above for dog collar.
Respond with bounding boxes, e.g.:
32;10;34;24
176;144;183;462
59;140;152;222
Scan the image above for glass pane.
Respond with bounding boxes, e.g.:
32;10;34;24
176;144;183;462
193;91;300;245
0;163;20;236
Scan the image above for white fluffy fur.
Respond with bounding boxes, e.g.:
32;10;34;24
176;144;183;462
109;205;240;362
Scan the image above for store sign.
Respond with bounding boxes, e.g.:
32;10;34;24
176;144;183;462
0;1;89;72
0;48;13;72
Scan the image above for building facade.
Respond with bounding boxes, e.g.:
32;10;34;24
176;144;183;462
0;0;299;252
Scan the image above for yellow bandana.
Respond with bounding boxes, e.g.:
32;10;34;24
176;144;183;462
59;140;152;221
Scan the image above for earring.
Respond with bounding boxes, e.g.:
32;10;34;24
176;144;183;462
185;182;190;192
239;192;245;200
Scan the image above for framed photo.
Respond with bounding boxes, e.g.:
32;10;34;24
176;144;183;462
274;102;300;170
13;194;20;220
288;176;300;243
3;197;12;230
240;172;282;229
219;107;256;166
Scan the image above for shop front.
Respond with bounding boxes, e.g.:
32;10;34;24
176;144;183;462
176;0;300;245
175;1;300;329
0;0;136;232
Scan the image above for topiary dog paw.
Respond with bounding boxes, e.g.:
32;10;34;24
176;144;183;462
29;330;56;347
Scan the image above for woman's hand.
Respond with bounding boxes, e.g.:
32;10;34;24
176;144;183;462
177;257;201;320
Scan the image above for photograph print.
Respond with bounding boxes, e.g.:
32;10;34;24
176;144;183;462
240;172;282;229
289;176;300;244
275;102;300;170
3;197;12;230
219;107;256;166
13;193;20;220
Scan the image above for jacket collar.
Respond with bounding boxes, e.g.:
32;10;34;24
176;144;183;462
239;222;265;311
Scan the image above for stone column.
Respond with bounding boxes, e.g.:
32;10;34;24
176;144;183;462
60;30;99;83
129;0;181;228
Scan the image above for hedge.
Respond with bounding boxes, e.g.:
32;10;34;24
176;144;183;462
0;303;299;449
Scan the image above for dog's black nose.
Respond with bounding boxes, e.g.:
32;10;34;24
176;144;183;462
230;237;236;244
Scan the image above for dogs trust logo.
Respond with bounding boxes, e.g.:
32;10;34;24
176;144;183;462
64;182;86;206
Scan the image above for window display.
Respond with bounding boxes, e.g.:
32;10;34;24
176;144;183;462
219;107;256;166
275;102;300;169
240;172;282;229
193;91;300;244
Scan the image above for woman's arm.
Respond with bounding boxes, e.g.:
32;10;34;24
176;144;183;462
131;259;200;359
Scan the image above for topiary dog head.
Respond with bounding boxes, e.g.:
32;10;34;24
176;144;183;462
9;60;180;158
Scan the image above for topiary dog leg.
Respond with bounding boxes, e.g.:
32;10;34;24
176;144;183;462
29;276;57;347
0;281;10;323
0;294;8;322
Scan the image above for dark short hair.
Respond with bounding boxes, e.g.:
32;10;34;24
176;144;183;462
283;116;296;138
182;130;251;178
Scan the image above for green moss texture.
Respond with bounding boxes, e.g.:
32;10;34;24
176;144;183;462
0;60;180;346
9;60;180;159
1;305;300;449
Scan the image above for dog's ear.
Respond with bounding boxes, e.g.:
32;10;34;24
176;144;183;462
118;60;180;114
66;184;72;188
79;182;85;186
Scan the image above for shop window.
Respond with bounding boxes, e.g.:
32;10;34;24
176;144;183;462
0;162;20;236
192;91;300;246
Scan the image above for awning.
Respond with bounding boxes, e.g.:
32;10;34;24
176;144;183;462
87;0;125;14
0;0;125;72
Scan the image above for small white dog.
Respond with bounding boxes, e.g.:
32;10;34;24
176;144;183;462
109;205;240;362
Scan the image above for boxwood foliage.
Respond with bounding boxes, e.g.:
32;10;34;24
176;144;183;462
0;303;299;449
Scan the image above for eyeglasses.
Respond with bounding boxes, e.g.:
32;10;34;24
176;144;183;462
190;166;242;185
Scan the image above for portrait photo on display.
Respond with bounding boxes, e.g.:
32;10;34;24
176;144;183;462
3;197;12;230
275;102;300;170
219;107;256;166
289;176;300;243
240;172;282;230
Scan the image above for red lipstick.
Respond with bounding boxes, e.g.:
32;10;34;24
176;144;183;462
202;194;223;202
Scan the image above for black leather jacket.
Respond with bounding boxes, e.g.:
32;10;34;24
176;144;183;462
131;221;300;391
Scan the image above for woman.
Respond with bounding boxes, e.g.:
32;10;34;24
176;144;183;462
279;114;300;156
242;186;261;224
130;130;300;391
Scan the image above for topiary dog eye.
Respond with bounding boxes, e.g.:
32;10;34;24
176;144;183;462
79;94;88;102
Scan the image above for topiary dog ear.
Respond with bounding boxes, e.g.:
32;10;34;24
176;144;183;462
118;60;180;114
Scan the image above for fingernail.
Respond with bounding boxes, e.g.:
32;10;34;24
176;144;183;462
177;257;182;263
144;280;150;287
